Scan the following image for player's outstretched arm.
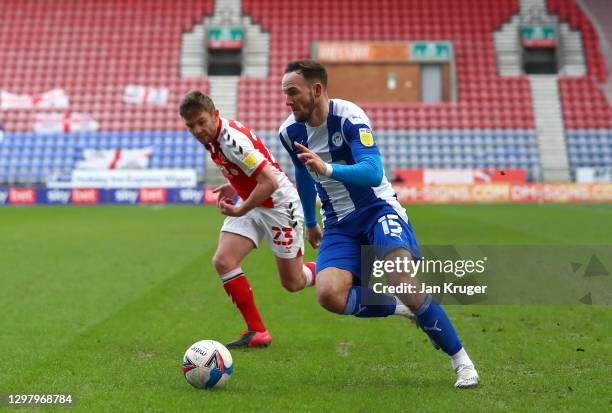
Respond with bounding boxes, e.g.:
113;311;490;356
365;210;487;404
218;164;278;217
328;153;383;187
295;142;383;188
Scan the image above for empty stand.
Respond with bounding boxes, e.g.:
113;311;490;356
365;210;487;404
0;131;206;185
0;0;610;184
558;77;612;129
0;0;214;132
258;129;541;181
547;0;607;82
548;1;612;176
239;0;534;131
548;0;611;136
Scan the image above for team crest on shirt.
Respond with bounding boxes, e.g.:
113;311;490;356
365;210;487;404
359;128;374;147
331;132;343;147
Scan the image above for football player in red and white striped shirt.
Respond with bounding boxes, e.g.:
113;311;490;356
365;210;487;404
180;90;316;348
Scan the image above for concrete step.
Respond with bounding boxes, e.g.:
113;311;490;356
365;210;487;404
528;76;571;182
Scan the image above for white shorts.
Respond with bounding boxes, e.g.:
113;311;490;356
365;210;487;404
221;200;305;259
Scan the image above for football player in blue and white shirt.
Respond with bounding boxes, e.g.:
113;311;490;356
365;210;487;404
279;60;479;388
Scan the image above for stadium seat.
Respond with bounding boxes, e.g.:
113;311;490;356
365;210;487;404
0;0;214;133
0;0;610;184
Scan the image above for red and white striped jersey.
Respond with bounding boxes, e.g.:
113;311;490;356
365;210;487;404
206;116;297;208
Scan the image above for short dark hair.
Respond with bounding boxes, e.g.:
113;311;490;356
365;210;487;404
179;90;216;118
284;60;328;87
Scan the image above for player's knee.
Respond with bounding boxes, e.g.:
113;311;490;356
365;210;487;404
280;277;303;293
212;253;238;275
316;285;346;313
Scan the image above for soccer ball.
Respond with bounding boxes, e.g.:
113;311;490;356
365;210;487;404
182;340;233;389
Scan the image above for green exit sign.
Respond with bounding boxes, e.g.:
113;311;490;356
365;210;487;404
521;26;557;48
521;26;556;40
207;27;244;50
410;42;452;61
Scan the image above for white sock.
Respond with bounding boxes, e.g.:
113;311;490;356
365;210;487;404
302;264;314;287
451;347;473;370
393;296;414;316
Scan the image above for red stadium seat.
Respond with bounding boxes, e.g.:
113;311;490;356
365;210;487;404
0;0;214;132
236;0;543;130
0;0;608;132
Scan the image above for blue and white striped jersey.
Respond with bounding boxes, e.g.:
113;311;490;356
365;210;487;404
278;98;407;227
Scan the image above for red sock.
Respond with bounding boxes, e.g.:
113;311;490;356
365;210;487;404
222;273;266;332
304;261;316;286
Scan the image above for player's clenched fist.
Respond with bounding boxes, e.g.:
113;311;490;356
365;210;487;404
306;224;322;249
218;198;245;217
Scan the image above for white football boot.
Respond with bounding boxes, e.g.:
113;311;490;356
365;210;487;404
454;363;480;388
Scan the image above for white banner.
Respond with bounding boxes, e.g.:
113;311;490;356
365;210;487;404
1;88;69;110
37;89;70;108
76;148;152;170
47;169;197;188
1;90;31;109
424;169;477;184
33;112;99;133
123;85;169;106
576;167;612;183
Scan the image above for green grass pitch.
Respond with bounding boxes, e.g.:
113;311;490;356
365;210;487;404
1;204;611;412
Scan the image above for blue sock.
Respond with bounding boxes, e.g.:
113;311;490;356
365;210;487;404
415;294;462;355
342;286;396;318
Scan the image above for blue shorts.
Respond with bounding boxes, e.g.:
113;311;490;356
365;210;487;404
316;203;421;280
